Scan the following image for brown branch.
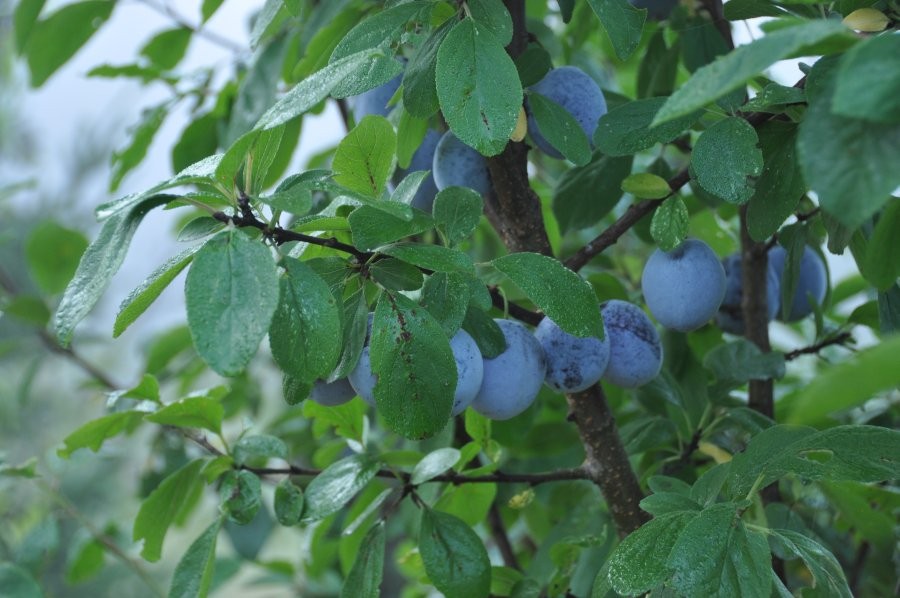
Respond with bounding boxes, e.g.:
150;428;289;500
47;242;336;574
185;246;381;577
784;332;853;361
487;502;521;570
565;385;649;536
740;206;774;417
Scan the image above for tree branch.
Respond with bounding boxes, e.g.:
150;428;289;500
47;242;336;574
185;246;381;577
784;331;853;361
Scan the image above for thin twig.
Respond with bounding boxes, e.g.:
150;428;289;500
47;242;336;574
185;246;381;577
784;332;853;361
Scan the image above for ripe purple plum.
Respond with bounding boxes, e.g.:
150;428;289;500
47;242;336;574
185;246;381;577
310;378;357;407
768;245;827;321
534;315;610;393
432;131;492;197
601;300;662;388
716;253;780;335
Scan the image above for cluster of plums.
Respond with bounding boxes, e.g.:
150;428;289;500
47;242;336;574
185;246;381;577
349;63;609;211
640;238;828;335
308;299;663;420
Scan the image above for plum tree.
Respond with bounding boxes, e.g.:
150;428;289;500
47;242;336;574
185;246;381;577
717;253;781;335
600;300;662;388
348;320;483;416
534;314;610;393
309;378;357;406
471;319;547;420
769;245;828;321
641;239;726;332
629;0;679;20
526;66;607;159
348;71;401;119
394;128;441;212
432;130;492;196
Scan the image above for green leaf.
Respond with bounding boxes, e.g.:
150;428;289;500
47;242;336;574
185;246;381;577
667;503;771;598
723;0;785;19
140;27;191;70
370;258;425;291
370;292;456;438
799;57;900;229
219;470;261;525
232;435;288;466
269;258;342;382
703;339;786;384
833;34;900;124
254;49;380;132
274;479;304;526
178;217;224;243
650;197;689;252
639;492;702;517
333;115;397;197
652;20;854;125
742;83;806;112
25;0;115;87
419;509;491;598
200;0;224;22
66;536;104;583
745;121;804;242
145;397;224;435
436;18;522;156
169;518;222;598
0;457;39;479
782;334;900;425
492;253;602;338
134;459;206;562
585;0;645;61
622;173;670;200
866;201;900;290
595;97;700;157
553;153;633;234
527;92;592;165
727;424;900;498
58;411;144;458
691;117;763;205
769;529;851;597
607;511;698;595
468;0;513;46
391;170;431;204
637;31;679;99
0;564;42;598
421;272;471;337
432;186;484;246
404;18;455;118
462;307;507;358
349;205;434;251
303;454;380;521
341;521;386;598
329;2;430;98
55;194;170;346
249;0;287;48
114;245;198;338
434;482;497;526
514;43;553;88
13;0;45;54
110;104;168;192
380;243;474;274
185;230;279;376
25;220;88;295
411;448;461;485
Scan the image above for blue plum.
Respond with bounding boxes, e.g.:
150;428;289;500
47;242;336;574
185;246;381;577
310;378;357;407
349;73;402;120
432;131;492;197
393;128;442;212
534;314;610;393
347;318;484;416
641;239;727;332
768;245;827;321
600;300;662;388
715;253;780;335
629;0;679;20
471;319;547;420
526;66;608;159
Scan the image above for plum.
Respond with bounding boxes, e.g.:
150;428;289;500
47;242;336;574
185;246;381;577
526;66;607;159
534;314;610;393
310;378;357;407
348;317;484;416
432;131;492;197
471;319;547;420
641;239;727;332
600;300;662;388
716;253;780;335
349;73;402;120
768;245;827;321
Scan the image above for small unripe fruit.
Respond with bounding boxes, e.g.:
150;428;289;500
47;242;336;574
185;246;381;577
601;300;662;388
433;131;492;197
641;239;727;332
534;314;610;393
471;319;547;420
527;66;608;159
768;245;827;321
